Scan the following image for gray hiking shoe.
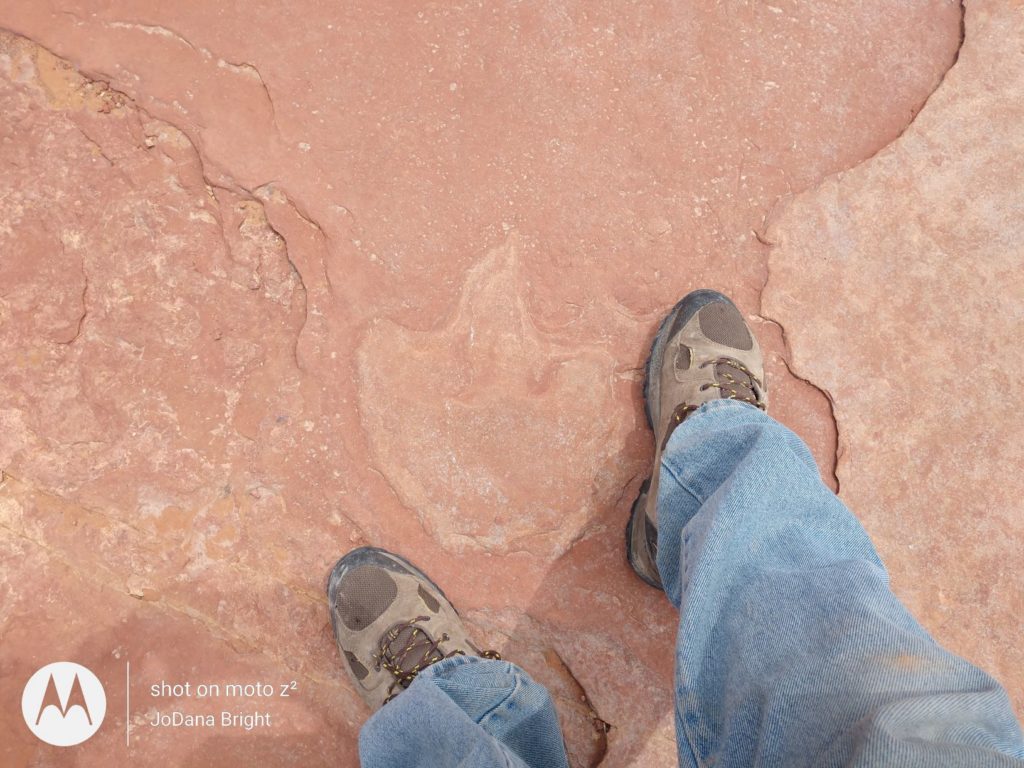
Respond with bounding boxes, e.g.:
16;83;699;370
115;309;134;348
626;290;767;589
328;547;500;710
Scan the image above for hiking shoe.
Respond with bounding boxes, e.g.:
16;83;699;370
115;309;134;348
327;546;500;710
626;290;767;589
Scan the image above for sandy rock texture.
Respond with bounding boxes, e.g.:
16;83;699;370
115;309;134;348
0;0;1007;765
764;0;1024;717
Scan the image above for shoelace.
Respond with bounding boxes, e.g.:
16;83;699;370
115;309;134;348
671;357;767;425
701;357;765;405
373;616;501;703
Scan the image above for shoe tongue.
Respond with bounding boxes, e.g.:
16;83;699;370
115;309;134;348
660;358;760;451
384;624;443;678
714;360;757;403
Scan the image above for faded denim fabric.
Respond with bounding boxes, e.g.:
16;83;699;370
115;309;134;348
359;655;568;767
359;400;1024;767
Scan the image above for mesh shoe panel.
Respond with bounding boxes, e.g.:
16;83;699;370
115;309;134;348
344;651;369;681
417;584;440;613
674;345;691;371
337;566;398;630
698;301;753;350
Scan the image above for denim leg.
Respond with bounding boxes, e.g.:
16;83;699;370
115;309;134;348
359;656;569;768
656;399;1024;767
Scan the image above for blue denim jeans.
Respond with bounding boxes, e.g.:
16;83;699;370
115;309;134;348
359;400;1024;767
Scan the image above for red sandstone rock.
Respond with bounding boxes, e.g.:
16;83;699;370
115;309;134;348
0;1;970;763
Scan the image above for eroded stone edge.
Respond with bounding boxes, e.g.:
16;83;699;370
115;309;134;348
757;1;967;491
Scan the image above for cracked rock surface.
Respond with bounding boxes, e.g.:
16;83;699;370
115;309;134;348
0;1;1008;764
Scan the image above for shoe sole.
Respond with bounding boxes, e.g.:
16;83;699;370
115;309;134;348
626;290;734;589
625;478;662;588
